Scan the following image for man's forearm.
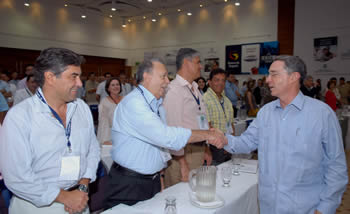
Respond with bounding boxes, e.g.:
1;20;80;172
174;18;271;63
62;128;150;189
188;130;210;143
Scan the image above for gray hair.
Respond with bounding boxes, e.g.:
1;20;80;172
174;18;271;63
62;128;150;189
274;55;307;85
136;58;165;84
34;47;85;87
176;48;200;71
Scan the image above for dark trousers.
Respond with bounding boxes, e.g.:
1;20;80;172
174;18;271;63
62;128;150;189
233;105;238;118
104;163;161;210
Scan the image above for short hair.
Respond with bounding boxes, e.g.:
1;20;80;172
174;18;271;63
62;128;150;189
227;72;235;78
34;48;85;87
104;72;112;77
340;77;345;81
136;58;165;84
26;74;35;82
327;80;335;89
24;64;34;69
105;77;122;96
175;48;200;71
209;68;226;80
330;77;337;81
274;55;306;85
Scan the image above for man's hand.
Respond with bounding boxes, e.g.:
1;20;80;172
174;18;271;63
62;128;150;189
203;146;212;165
56;190;89;214
314;210;322;214
208;128;227;149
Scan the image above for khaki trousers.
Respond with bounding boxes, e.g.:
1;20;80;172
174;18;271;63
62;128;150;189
10;196;90;214
164;144;205;188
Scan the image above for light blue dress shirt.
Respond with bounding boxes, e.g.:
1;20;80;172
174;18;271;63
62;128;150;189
225;80;239;106
225;92;348;214
0;93;8;112
0;80;10;92
0;88;100;207
111;85;192;174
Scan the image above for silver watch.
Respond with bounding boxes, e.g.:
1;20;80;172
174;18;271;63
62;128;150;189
78;184;89;193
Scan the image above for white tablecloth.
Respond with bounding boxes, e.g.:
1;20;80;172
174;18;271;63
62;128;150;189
102;160;259;214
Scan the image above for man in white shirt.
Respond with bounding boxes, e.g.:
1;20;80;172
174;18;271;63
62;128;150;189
96;72;111;103
0;48;100;214
16;64;34;90
13;74;38;105
119;73;131;97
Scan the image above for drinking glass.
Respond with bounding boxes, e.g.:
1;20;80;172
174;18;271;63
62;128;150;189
221;166;232;187
164;196;177;214
231;155;240;176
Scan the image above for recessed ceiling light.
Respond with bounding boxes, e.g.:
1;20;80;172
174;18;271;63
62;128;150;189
111;7;116;11
235;2;240;6
122;24;126;28
158;12;162;16
24;2;30;7
147;0;152;2
64;4;68;7
187;12;192;16
200;4;203;8
224;0;228;2
109;14;113;18
128;19;131;22
143;16;147;19
81;15;87;19
177;9;181;12
151;18;156;22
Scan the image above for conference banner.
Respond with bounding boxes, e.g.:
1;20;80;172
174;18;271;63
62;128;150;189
225;45;241;74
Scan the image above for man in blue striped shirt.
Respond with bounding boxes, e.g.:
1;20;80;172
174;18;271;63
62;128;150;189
225;55;348;214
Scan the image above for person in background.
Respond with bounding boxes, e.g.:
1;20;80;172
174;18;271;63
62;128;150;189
225;73;241;118
315;78;322;100
0;47;100;214
245;80;259;117
203;68;234;165
253;78;263;105
224;55;348;214
13;74;38;105
325;80;337;111
17;64;34;90
338;77;349;105
119;73;132;97
195;77;208;94
9;71;19;86
96;72;112;103
97;77;123;145
300;75;317;98
0;92;8;124
85;72;98;105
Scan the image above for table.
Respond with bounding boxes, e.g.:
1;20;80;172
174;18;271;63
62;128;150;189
102;160;259;214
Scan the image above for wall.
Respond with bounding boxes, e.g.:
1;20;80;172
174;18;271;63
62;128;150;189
294;0;350;88
0;0;278;81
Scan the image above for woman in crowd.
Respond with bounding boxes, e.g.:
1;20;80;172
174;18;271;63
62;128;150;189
97;77;123;145
245;80;259;117
325;80;337;111
195;77;208;94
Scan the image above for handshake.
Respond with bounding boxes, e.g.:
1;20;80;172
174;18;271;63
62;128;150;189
207;128;228;149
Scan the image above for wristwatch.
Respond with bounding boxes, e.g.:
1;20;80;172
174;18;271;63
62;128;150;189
78;184;89;193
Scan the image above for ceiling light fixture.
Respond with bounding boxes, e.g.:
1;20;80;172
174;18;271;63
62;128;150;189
81;15;86;19
143;16;147;19
158;12;162;16
187;12;192;16
128;19;131;23
24;1;30;7
235;1;240;6
177;9;181;12
147;0;152;2
224;0;228;2
111;7;116;11
122;19;126;27
64;4;68;7
109;14;113;18
200;4;203;8
151;18;156;22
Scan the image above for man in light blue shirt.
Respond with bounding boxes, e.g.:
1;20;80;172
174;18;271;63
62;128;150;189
0;92;8;124
104;58;226;209
225;55;348;214
225;73;241;117
0;48;100;214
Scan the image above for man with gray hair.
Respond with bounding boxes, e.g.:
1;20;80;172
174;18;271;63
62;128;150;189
163;48;212;188
224;55;348;214
0;47;100;214
104;58;226;209
300;75;318;98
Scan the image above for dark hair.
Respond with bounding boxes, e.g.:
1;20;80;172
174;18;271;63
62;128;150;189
330;77;337;81
340;77;345;81
327;80;335;89
24;64;34;70
136;58;165;84
209;68;226;80
195;77;208;92
26;74;35;82
274;55;307;85
104;72;112;77
34;48;85;87
105;77;122;96
176;48;200;71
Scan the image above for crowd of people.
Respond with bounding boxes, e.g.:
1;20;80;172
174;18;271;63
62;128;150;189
0;47;348;214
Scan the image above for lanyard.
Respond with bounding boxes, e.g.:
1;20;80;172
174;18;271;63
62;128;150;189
36;91;73;153
136;86;160;117
25;87;32;97
187;87;201;111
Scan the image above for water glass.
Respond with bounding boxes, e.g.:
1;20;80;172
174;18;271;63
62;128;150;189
231;155;240;176
164;196;177;214
221;166;232;187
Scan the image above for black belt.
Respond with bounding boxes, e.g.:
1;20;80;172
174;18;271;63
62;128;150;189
190;141;206;146
112;162;159;180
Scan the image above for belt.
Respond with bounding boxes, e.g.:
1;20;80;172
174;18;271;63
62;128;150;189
112;162;159;180
189;141;206;146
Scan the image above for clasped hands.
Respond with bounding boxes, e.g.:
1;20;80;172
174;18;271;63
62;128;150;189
207;128;227;149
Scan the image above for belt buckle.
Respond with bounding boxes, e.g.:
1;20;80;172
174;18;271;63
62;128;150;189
152;173;158;180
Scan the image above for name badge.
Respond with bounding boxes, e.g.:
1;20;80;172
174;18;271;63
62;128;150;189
59;156;80;181
197;114;209;130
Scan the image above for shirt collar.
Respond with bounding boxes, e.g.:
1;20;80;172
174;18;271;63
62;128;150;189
207;87;225;100
175;74;199;89
274;91;305;111
34;87;77;113
138;85;163;110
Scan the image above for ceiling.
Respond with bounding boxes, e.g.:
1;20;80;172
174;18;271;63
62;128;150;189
60;0;231;20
